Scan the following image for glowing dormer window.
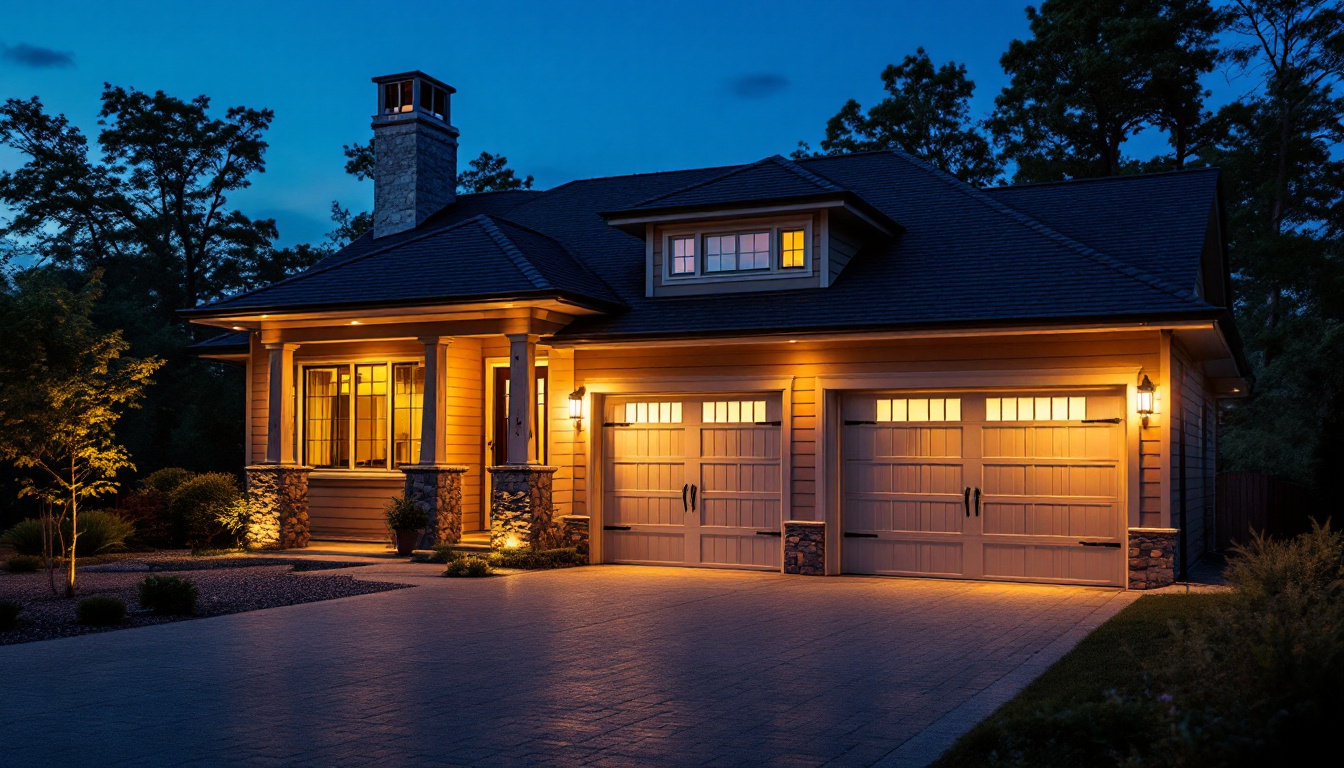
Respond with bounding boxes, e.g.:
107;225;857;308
663;220;811;281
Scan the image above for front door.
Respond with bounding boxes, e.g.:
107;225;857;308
602;395;782;570
841;390;1125;586
490;365;548;466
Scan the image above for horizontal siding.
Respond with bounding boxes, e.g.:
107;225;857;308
308;475;402;541
1171;340;1215;563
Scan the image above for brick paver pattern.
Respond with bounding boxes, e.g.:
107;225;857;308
0;565;1133;767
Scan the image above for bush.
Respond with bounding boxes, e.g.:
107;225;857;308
139;575;198;615
0;518;44;556
118;489;173;548
66;509;135;557
76;596;126;626
488;547;586;570
170;473;242;550
384;496;428;532
0;599;21;631
5;555;42;573
443;557;492;577
142;467;197;496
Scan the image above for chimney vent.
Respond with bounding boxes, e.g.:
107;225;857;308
370;71;459;238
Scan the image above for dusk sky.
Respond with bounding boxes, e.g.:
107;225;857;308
1;0;1243;246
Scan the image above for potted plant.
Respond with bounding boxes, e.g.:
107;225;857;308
385;497;428;556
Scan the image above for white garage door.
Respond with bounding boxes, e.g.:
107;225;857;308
602;395;782;570
842;390;1125;586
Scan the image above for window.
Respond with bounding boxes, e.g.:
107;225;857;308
781;229;805;269
303;362;424;470
383;80;414;114
986;396;1087;422
417;82;449;120
622;401;683;424
703;400;767;424
705;232;769;273
876;398;961;423
671;236;695;275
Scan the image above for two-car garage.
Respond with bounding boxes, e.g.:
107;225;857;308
597;388;1128;587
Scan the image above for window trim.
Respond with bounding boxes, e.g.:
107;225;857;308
298;357;424;474
661;217;812;283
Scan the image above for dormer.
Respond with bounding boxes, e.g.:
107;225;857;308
602;156;900;297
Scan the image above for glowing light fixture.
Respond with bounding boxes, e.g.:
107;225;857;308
788;339;798;344
350;320;361;325
231;326;246;331
569;386;586;428
1136;375;1156;417
504;533;521;549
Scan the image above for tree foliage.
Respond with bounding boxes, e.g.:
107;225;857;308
457;151;535;193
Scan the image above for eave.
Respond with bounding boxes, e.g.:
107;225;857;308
600;193;902;237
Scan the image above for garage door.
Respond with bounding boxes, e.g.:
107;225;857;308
842;390;1125;586
602;395;782;570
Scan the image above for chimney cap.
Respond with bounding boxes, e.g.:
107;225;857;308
371;70;456;95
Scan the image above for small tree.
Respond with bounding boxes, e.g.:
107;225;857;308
0;269;161;596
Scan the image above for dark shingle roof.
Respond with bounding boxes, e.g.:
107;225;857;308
190;151;1228;342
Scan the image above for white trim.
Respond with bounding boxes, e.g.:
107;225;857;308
659;216;813;285
295;356;423;473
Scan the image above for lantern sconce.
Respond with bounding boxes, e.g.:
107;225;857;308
1136;374;1156;424
569;386;586;429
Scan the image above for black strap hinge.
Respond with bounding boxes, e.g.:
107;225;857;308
844;532;879;538
603;525;632;531
1079;541;1121;548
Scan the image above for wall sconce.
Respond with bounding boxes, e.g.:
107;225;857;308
569;386;586;429
1136;375;1156;422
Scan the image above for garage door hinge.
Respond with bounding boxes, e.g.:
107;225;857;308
1079;541;1121;548
604;525;632;531
756;420;782;426
844;532;879;538
603;422;631;427
1081;418;1122;424
844;420;877;426
755;530;782;537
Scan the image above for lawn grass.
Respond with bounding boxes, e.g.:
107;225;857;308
932;592;1232;768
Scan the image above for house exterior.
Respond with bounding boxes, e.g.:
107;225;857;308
187;71;1249;590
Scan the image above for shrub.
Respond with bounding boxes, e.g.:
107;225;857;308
384;496;428;532
118;489;173;548
443;557;492;577
488;547;586;570
0;599;21;631
139;575;198;615
1225;519;1344;601
142;467;197;496
76;596;126;626
0;519;44;556
170;473;242;550
65;509;135;556
5;555;42;573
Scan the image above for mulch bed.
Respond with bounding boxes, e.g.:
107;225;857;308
0;555;409;645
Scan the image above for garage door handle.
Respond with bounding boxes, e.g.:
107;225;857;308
604;525;632;531
1082;418;1122;424
690;484;697;511
844;532;878;538
682;483;689;512
974;488;981;517
963;487;971;517
1079;541;1120;548
756;530;782;537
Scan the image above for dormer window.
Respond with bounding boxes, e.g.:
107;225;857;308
664;221;810;281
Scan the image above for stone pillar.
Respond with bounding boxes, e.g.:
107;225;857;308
1128;527;1177;589
417;336;451;465
488;466;559;550
264;343;300;464
559;515;590;558
402;466;467;548
505;333;540;465
245;465;312;549
783;520;826;575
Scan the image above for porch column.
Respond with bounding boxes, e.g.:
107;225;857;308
402;335;466;548
247;341;310;549
506;333;539;465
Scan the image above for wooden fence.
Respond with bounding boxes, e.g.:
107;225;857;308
1216;472;1317;549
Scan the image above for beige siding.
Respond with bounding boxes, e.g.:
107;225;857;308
1171;340;1216;563
446;338;485;531
308;474;402;541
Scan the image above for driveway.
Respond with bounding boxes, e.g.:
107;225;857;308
0;565;1135;767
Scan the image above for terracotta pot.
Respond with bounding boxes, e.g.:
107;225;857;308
394;529;420;556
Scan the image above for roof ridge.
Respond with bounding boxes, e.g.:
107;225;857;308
987;166;1221;192
765;154;845;191
622;154;841;210
881;151;1202;305
475;215;550;290
486;215;625;302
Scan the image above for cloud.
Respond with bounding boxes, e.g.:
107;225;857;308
1;42;75;69
727;73;789;99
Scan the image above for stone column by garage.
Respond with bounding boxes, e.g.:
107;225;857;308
488;466;560;550
559;515;590;558
244;465;312;549
402;466;467;549
1128;527;1178;589
783;520;826;575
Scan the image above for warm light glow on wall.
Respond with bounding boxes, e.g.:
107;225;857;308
569;386;586;428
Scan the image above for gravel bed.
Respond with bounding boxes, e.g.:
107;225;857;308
0;563;409;646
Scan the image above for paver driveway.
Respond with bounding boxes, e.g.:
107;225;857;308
0;565;1135;767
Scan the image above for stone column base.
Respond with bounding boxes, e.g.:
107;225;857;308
1128;527;1177;589
244;465;312;549
402;465;468;549
559;515;590;558
783;520;826;575
488;465;559;550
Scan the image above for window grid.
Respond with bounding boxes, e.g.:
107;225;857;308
305;366;350;468
354;364;388;468
671;236;695;275
623;401;683;424
702;400;768;424
781;229;805;269
876;398;961;423
392;363;424;466
986;396;1087;422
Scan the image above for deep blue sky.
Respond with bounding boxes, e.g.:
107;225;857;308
0;1;1238;246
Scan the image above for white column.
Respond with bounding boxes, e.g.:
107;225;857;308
417;336;452;465
506;333;539;465
265;343;300;464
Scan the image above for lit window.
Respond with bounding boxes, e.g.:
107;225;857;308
623;401;683;424
781;229;805;269
303;361;424;470
354;364;388;467
876;398;961;423
671;236;695;275
383;80;415;114
305;367;350;468
986;396;1087;421
702;400;767;424
392;364;424;466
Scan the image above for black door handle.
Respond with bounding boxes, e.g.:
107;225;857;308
690;484;697;512
963;487;971;517
974;488;981;517
682;483;689;512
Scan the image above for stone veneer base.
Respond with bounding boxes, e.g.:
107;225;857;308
488;465;559;551
783;521;826;575
244;465;312;549
559;515;591;559
1128;527;1178;589
402;466;468;549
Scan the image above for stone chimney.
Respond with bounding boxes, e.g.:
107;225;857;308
371;71;459;238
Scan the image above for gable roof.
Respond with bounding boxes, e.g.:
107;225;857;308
188;150;1231;344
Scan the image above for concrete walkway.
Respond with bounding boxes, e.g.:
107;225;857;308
0;566;1136;767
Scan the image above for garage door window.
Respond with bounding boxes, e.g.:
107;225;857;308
986;396;1087;421
622;401;682;423
703;400;767;423
876;397;961;422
